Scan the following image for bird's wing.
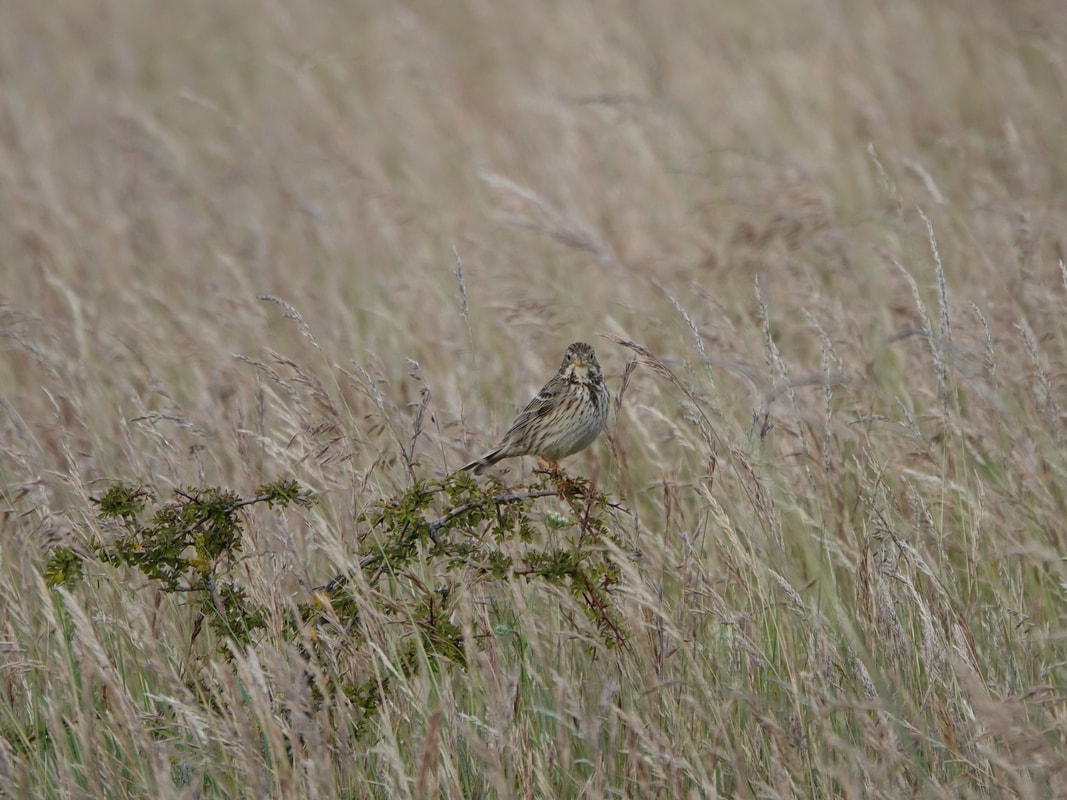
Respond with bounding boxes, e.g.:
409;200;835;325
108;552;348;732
499;376;565;444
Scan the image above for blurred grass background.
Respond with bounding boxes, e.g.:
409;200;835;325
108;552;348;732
2;0;1067;797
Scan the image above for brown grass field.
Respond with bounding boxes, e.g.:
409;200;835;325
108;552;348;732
2;1;1067;797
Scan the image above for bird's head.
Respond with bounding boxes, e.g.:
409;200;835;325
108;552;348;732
560;342;601;383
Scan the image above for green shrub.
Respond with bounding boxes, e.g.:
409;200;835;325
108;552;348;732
45;469;630;735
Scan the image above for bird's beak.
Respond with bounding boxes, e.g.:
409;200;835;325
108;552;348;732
574;356;587;367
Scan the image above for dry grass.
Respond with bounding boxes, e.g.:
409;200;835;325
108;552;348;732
2;0;1067;796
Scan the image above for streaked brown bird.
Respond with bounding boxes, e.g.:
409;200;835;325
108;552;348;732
461;342;610;474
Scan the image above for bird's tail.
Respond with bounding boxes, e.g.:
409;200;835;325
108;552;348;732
459;448;503;475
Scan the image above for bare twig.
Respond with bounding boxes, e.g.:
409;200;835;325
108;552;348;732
427;490;557;537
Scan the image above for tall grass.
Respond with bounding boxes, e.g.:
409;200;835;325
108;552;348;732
2;0;1067;796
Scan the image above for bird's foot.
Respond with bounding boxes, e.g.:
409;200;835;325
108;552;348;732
534;458;563;476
